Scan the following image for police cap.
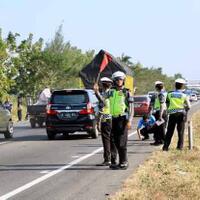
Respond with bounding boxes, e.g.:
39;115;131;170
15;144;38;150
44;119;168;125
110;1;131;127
175;78;186;84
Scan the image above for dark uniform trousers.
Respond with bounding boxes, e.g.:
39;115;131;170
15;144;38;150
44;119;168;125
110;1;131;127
163;112;186;149
101;119;112;162
140;125;156;138
111;116;128;164
153;110;168;143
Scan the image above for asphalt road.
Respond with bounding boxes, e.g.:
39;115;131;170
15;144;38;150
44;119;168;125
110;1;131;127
0;101;199;200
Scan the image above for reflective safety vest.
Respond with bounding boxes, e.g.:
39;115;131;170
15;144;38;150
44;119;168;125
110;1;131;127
102;98;110;115
167;91;187;114
109;89;127;117
154;91;167;111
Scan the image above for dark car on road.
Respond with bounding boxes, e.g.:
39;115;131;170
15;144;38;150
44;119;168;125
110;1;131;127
0;105;14;139
134;95;151;116
46;89;99;140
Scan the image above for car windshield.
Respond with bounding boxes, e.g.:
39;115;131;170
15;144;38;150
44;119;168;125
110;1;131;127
52;93;87;104
134;97;148;102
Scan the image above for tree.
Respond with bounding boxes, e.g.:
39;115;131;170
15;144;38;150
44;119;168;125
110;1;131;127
118;53;133;67
174;73;184;79
11;33;44;97
0;30;17;99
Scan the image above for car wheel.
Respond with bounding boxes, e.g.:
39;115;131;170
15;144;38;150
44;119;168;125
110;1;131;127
4;121;14;139
90;121;99;139
30;118;36;128
46;130;56;140
63;132;69;137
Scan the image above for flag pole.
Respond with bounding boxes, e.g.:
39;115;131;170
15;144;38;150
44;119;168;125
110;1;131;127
96;71;101;84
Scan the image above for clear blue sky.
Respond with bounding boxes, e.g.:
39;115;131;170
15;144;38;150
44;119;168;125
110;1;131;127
1;0;200;80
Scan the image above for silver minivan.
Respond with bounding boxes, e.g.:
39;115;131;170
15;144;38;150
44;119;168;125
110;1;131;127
0;105;14;138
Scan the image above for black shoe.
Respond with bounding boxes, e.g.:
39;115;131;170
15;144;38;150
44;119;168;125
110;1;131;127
119;162;129;170
96;161;111;166
109;163;119;170
162;146;168;151
150;142;162;146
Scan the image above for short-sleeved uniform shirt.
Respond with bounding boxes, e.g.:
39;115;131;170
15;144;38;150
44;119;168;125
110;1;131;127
137;115;156;129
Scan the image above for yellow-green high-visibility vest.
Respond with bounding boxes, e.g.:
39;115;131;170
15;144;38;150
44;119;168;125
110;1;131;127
109;89;127;117
102;98;110;115
167;91;186;114
154;91;167;111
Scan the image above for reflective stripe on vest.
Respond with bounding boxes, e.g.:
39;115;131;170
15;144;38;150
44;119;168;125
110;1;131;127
109;89;127;116
167;91;186;113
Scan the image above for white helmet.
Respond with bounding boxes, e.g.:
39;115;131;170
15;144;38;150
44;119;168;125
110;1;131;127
112;71;126;80
175;78;186;84
155;81;163;86
100;77;113;83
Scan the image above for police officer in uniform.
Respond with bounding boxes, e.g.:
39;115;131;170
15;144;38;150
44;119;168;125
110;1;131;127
151;81;168;145
163;78;191;151
109;71;134;169
94;77;113;166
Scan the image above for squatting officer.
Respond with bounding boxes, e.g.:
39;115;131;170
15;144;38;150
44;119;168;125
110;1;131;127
163;78;191;151
109;71;134;169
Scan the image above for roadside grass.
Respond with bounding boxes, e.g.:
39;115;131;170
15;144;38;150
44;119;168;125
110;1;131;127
111;111;200;200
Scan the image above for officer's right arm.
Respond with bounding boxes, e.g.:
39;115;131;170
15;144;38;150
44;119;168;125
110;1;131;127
137;120;142;140
185;95;191;111
127;91;134;122
137;128;142;140
158;93;167;120
94;83;105;105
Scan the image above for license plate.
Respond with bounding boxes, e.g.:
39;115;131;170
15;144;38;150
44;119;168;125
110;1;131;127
59;112;77;119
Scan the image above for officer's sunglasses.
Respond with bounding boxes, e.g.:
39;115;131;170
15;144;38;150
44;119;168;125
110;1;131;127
115;77;124;81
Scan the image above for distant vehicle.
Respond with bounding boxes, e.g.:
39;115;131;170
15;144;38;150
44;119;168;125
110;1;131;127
46;89;100;140
134;95;151;116
27;88;51;128
190;93;198;102
147;91;157;98
27;105;47;128
0;105;13;139
197;93;200;100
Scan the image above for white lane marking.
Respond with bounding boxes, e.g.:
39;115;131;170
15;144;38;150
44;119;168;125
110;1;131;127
0;131;137;200
71;155;80;158
0;142;9;145
40;171;50;174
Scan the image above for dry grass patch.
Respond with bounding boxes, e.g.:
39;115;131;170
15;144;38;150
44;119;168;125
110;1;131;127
111;112;200;200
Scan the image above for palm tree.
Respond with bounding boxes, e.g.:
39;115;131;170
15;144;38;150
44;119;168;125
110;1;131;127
118;53;133;67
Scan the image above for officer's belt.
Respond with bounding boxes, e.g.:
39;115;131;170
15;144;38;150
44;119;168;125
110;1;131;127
101;113;112;119
101;118;112;122
168;109;185;114
112;114;127;118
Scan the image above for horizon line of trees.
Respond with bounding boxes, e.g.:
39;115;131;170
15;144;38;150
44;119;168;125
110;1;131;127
0;25;184;100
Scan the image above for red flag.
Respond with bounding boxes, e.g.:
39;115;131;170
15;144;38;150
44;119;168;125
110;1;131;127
99;53;112;72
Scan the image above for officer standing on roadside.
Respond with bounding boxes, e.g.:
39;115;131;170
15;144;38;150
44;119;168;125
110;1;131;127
151;81;168;145
94;77;113;166
163;78;191;151
109;71;134;169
